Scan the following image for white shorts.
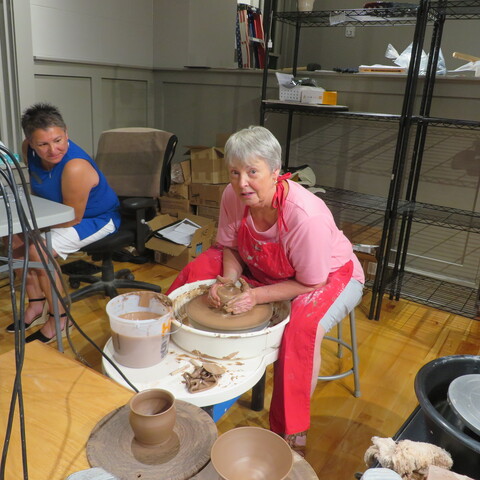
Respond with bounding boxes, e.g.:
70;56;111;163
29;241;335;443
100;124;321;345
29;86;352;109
319;279;364;333
45;219;117;260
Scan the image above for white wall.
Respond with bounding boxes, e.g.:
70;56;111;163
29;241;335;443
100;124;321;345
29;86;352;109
33;61;155;157
29;0;238;69
30;0;154;68
153;0;237;68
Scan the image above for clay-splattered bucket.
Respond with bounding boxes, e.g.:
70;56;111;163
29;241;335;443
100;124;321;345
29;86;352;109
106;291;172;368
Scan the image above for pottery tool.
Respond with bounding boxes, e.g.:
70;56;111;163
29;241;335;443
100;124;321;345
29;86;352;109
453;51;480;63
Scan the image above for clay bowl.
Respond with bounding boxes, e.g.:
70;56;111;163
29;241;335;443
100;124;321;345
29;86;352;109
210;426;293;480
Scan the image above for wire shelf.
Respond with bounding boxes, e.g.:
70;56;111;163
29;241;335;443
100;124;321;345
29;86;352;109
430;0;480;19
388;271;479;319
275;8;421;27
262;101;402;122
316;187;391;213
420;117;480;130
408;202;480;232
315;187;480;232
274;3;480;27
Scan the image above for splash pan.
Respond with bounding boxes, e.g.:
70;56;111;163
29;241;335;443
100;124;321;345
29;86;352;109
168;280;290;361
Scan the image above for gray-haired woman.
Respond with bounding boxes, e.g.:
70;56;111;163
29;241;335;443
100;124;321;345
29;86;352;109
167;125;364;456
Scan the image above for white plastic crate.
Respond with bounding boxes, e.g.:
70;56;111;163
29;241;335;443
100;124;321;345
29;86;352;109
279;84;302;102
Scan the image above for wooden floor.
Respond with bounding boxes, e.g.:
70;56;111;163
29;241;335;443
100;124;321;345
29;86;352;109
1;255;479;480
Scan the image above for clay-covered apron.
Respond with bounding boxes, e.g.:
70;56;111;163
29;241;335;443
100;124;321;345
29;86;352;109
236;206;353;434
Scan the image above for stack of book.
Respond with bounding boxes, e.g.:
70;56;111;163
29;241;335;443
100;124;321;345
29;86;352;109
236;4;265;69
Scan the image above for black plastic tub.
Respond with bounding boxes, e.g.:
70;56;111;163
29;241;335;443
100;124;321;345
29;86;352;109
414;355;480;478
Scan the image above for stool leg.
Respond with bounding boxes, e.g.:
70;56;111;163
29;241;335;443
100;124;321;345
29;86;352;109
318;309;361;398
337;321;343;358
349;310;361;398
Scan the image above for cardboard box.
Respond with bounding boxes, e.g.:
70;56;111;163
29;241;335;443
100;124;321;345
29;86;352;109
301;88;337;105
197;205;220;225
342;222;382;247
147;213;215;270
189;183;227;207
187;146;229;184
300;87;325;105
170;159;191;185
166;183;189;200
159;196;194;217
354;251;377;282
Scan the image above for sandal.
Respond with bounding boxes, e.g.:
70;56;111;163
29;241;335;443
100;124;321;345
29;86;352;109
6;297;48;333
283;431;308;458
25;313;72;345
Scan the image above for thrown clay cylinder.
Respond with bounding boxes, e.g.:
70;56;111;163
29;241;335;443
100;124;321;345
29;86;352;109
128;389;176;446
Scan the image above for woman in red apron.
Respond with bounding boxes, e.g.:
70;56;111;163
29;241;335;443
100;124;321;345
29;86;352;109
167;126;364;456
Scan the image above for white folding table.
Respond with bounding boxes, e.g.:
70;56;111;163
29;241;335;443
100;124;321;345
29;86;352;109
0;192;74;350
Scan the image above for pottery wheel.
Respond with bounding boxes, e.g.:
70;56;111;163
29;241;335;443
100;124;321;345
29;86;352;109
87;400;217;480
448;373;480;436
185;294;273;332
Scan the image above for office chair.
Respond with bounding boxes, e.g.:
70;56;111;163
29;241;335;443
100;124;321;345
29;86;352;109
68;128;178;302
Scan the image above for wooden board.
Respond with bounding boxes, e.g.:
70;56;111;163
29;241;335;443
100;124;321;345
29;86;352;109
87;400;217;480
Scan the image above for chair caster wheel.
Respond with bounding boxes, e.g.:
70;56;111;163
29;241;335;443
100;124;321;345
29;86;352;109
69;279;81;289
126;273;135;280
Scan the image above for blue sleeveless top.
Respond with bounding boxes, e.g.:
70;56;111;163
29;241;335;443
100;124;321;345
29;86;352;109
28;140;121;240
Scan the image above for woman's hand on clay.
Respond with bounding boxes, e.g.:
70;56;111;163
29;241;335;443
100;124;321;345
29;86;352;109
207;275;234;309
224;279;257;314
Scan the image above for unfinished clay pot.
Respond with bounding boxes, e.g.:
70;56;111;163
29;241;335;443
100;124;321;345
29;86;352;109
128;389;176;446
211;426;293;480
217;284;241;307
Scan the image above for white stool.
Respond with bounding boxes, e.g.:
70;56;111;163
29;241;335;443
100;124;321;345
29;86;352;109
317;309;361;397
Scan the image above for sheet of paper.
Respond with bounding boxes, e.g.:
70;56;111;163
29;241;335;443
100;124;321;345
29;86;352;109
153;218;201;246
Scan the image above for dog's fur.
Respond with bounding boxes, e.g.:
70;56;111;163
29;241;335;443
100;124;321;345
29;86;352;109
364;436;453;480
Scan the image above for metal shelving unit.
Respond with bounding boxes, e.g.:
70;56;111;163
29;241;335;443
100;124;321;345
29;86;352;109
261;0;480;320
379;1;480;320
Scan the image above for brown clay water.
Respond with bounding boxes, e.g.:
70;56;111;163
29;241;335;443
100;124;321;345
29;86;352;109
111;312;170;368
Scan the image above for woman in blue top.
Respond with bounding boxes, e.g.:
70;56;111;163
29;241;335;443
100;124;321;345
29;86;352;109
7;103;121;343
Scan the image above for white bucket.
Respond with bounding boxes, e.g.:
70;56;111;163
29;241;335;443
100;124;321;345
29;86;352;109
106;291;172;368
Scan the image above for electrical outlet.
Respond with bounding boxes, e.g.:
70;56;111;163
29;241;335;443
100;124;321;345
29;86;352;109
345;26;356;38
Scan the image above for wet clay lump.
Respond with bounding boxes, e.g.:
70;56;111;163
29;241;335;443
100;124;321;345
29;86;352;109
185;284;273;332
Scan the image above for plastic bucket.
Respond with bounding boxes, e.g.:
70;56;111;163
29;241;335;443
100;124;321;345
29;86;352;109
106;291;172;368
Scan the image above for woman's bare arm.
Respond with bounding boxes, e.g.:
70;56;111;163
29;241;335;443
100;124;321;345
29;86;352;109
55;158;99;228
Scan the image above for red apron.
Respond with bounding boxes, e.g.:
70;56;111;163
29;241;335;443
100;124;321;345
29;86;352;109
166;186;353;435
